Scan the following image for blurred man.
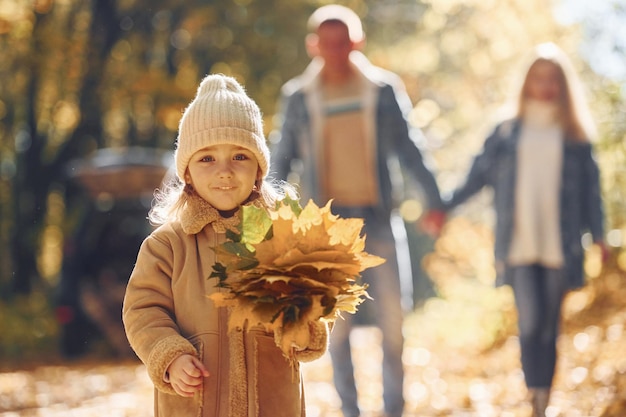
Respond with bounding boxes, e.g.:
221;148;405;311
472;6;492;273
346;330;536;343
271;5;444;417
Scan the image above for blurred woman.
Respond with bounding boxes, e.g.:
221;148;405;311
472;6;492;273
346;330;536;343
443;43;605;417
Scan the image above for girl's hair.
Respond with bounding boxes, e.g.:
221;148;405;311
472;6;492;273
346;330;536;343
148;173;298;226
515;42;597;142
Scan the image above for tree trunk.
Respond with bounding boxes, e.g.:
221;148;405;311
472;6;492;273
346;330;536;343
10;0;121;294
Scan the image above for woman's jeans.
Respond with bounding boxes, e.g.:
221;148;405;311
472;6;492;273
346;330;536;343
509;264;566;388
329;206;405;417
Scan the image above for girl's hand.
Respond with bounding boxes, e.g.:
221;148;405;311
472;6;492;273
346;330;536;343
166;354;210;397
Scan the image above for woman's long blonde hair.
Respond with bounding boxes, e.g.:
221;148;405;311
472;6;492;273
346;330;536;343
515;42;597;142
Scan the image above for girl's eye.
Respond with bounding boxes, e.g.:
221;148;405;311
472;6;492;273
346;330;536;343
200;155;215;162
233;153;249;161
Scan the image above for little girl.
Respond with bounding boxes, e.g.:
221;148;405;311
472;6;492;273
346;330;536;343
443;43;605;417
123;74;329;417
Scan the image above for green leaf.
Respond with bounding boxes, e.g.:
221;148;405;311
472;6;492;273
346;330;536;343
240;204;273;245
225;229;241;243
210;263;229;283
220;241;255;258
235;257;259;270
280;195;303;217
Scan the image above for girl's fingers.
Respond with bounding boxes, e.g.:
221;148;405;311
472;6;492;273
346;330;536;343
172;381;198;397
190;356;211;377
168;354;209;397
179;370;202;388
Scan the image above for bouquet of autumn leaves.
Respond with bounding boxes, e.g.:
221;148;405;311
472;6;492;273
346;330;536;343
208;197;385;362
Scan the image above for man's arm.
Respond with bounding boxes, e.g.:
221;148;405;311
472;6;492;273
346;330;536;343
381;84;443;210
269;91;302;182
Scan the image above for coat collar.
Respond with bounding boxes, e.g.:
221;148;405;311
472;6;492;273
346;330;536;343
179;193;264;235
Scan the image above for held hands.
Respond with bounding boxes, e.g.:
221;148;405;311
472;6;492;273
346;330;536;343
166;354;210;397
596;240;611;263
420;210;446;237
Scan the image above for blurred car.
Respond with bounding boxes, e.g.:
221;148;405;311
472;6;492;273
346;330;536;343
56;147;173;358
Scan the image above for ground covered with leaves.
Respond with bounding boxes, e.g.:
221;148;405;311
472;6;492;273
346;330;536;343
1;219;625;417
300;256;626;417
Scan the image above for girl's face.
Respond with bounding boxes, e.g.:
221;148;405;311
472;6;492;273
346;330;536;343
524;60;563;102
186;144;260;212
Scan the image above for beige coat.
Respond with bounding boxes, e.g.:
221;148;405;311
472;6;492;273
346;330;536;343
122;201;329;417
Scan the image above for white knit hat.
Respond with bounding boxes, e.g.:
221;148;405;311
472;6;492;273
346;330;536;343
174;74;270;182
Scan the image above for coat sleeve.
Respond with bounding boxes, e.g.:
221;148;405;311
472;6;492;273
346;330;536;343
445;125;503;210
381;85;443;210
294;320;330;363
122;232;197;394
270;91;304;182
580;143;605;241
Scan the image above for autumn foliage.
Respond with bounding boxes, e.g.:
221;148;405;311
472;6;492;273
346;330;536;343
208;198;384;359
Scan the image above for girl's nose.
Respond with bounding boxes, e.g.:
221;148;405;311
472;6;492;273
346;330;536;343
217;162;234;177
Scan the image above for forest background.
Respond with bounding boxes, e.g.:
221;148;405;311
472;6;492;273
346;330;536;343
0;0;625;363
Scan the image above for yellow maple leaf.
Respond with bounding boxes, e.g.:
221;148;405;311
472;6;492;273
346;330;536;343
328;217;365;248
254;217;302;265
290;199;330;233
274;248;355;267
356;252;387;271
263;275;334;291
